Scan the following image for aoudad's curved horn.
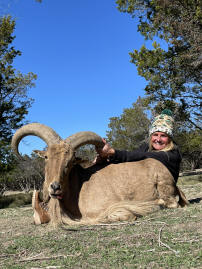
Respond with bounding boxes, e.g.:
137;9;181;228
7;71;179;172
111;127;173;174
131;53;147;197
11;123;62;158
64;131;104;150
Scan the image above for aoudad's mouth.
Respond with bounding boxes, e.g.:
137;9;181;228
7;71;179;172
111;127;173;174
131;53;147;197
50;192;63;200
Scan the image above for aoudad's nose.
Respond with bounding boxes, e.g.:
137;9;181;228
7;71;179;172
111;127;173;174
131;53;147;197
50;181;61;191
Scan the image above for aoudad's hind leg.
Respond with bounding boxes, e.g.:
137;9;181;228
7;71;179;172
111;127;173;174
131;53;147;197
157;182;179;209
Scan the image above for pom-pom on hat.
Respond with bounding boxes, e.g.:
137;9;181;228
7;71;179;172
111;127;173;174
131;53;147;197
149;109;174;137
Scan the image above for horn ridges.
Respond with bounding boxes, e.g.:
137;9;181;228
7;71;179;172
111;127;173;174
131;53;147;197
11;123;62;158
65;131;104;150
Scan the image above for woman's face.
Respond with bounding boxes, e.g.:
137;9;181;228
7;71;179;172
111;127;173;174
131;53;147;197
151;132;170;150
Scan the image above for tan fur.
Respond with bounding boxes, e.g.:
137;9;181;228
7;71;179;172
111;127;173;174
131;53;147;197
33;142;189;226
32;190;50;225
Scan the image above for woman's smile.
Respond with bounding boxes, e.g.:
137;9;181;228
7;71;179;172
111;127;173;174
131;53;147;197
151;132;170;150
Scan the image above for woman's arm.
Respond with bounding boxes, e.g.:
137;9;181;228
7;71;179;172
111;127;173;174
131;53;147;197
95;140;149;163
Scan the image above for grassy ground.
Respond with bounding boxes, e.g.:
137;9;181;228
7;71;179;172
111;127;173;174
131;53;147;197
0;176;201;269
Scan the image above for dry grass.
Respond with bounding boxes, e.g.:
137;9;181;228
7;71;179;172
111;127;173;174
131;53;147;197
0;177;201;268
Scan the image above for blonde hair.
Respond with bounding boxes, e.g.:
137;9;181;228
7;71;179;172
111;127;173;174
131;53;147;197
148;136;174;152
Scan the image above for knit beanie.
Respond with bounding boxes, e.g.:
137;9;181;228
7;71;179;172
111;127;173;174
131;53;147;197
149;109;174;137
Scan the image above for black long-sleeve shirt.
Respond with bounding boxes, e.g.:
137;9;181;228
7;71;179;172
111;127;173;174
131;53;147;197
110;143;182;182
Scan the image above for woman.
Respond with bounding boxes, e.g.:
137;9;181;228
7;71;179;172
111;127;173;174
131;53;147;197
95;109;182;182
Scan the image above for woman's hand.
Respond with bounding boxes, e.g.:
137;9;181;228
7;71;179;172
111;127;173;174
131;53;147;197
93;139;115;164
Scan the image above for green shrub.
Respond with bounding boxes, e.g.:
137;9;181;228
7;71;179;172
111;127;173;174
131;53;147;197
0;192;32;209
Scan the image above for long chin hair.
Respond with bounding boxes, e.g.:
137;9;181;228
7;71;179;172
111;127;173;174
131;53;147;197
48;198;63;226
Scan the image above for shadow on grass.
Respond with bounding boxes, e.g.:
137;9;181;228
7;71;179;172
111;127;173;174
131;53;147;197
189;197;202;204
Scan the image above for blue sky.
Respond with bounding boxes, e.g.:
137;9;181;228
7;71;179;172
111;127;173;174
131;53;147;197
2;0;149;154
